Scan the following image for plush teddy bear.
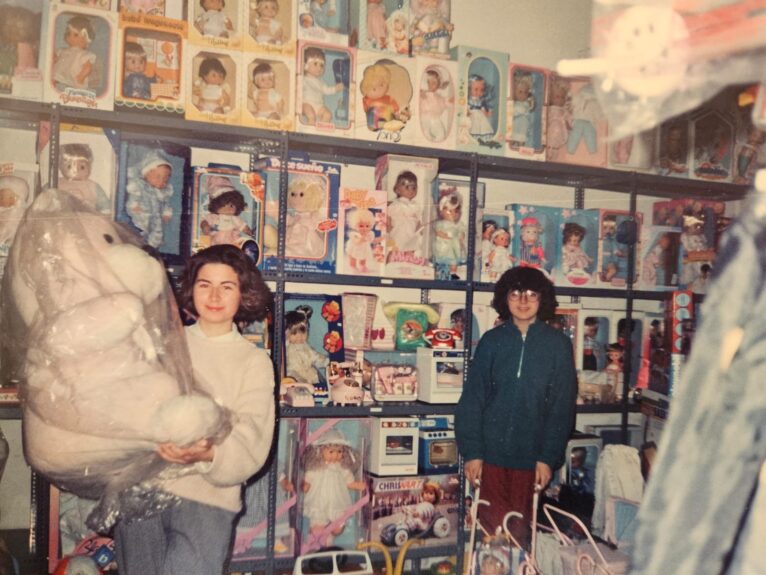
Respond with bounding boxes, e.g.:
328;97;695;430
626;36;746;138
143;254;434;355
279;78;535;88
0;188;230;503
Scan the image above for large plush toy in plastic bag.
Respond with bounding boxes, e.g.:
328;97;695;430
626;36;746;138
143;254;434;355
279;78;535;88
0;189;232;529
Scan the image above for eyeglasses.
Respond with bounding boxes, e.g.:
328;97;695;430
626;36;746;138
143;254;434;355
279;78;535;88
508;289;540;302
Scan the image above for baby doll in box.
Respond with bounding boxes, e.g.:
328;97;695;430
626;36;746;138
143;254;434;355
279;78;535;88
0;189;231;520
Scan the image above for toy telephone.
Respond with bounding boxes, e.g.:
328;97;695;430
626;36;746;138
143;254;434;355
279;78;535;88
424;328;462;349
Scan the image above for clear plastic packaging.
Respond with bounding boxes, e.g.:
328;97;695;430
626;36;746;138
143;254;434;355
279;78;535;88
0;189;231;529
558;1;766;137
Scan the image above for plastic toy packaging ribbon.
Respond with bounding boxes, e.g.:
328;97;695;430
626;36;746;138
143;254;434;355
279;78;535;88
557;0;766;137
0;189;232;531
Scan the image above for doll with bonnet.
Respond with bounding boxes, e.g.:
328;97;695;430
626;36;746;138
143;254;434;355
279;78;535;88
285;175;327;258
200;175;253;246
125;150;174;248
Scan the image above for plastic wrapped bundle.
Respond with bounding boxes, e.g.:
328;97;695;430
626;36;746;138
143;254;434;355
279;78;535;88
0;189;231;527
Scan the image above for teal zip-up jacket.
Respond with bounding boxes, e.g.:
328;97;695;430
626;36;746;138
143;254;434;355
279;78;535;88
455;319;577;471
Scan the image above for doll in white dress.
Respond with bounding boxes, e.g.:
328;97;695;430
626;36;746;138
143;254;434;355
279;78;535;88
285;176;327;259
249;62;285;120
432;191;466;279
345;208;376;273
285;305;329;385
195;0;234;38
193;57;232;114
53;16;97;91
200;176;253;246
387;171;423;258
249;0;284;44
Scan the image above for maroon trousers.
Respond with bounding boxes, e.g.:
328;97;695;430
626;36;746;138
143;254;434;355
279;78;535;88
477;463;535;547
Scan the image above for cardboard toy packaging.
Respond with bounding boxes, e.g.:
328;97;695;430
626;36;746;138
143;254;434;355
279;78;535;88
595;209;642;289
507;203;561;279
0;0;44;102
241;52;295;131
187;0;243;49
430;178;473;281
636;225;683;292
654;117;691;178
413;56;458;150
506;63;547;161
337;187;387;277
185;45;243;125
349;0;409;55
409;0;453;58
244;0;297;56
296;0;350;46
554;208;599;288
607;129;656;172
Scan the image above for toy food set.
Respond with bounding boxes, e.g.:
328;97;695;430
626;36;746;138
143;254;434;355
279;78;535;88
375;153;438;279
297;0;350;47
185;45;242;125
337;187;387;277
42;3;117;111
364;473;459;549
0;0;44;101
431;178;475;281
554;208;599;288
654;117;691;178
507;203;561;278
595;209;642;289
241;52;295;131
383;301;440;351
413;56;458;149
371;361;418;402
636;225;683;292
350;0;409;54
295;418;370;554
477;208;513;283
369;417;420;476
416;347;463;403
409;0;452;58
257;155;341;274
232;418;299;560
187;0;243;49
546;75;608;167
418;416;457;473
506;64;547;161
341;292;378;350
190;164;265;265
608;129;656;172
355;50;417;145
452;45;508;155
116;11;185;116
296;41;356;138
244;0;297;55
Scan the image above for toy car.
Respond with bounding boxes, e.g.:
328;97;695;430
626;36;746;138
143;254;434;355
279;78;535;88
380;509;451;547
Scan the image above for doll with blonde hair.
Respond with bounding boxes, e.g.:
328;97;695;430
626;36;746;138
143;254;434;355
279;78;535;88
360;63;405;131
420;68;450;142
346;208;376;273
250;0;284;44
387;9;409;54
432;192;466;279
510;71;535;147
285;176;327;258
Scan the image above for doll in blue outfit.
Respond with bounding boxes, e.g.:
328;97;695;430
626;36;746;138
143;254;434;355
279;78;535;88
467;74;494;143
123;42;157;100
126;151;174;249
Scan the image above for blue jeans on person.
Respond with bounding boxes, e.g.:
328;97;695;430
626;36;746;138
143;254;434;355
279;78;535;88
114;498;236;575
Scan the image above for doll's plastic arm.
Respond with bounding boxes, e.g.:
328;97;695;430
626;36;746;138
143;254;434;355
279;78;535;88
349;480;366;491
302;480;311;493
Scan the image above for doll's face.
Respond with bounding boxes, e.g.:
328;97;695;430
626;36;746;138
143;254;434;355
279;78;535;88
482;224;496;240
65;26;90;49
608;350;622;363
321;444;344;464
469;79;485;98
144;164;172;189
125;53;146;74
426;73;440;92
218;201;239;215
257;0;278;17
288;328;307;343
521;225;539;243
288;186;317;212
493;232;509;247
514;80;531;101
551;82;568;106
422;488;437;503
440;203;459;222
393;16;405;31
584;324;598;338
481;558;504;575
202;0;224;11
602;220;616;237
305;56;325;78
565;233;582;247
357;218;373;233
0;187;18;208
658;234;671;249
255;72;274;89
364;75;389;99
395;179;417;200
61;157;91;181
203;68;226;86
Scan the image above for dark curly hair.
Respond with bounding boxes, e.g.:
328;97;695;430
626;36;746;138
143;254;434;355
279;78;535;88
491;266;557;322
179;244;272;325
208;190;246;215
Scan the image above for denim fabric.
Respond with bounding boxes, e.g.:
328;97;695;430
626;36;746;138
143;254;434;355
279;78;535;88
114;498;236;575
630;190;766;575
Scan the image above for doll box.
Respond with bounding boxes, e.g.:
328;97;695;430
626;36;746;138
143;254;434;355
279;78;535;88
0;161;37;266
636;225;683;292
507;203;561;278
363;473;459;549
654;117;691;178
296;0;350;46
368;417;420;476
689;89;738;183
506;63;547;161
608;129;656;172
430;178;475;281
412;57;458;150
337;187;387;276
409;0;453;58
42;3;117;111
241;52;295;131
349;0;409;54
554;208;599;288
295;41;356;138
558;433;602;495
185;45;243;125
452;45;508;156
0;0;44;102
477;208;513;283
187;0;243;49
190;165;266;264
375;154;438;279
354;50;418;146
595;209;642;289
257;155;341;274
416;347;463;404
115;11;186;116
244;0;298;56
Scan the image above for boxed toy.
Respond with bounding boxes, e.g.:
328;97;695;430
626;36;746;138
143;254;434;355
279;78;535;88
371;361;418;402
733;101;766;185
369;417;420;476
258;155;340;274
296;41;356;138
0;0;44;101
608;129;656;172
636;225;683;291
42;3;117;111
689;89;738;183
0;160;37;279
555;208;599;288
365;473;459;549
350;0;409;54
595;209;642;288
477;208;513;283
375;154;438;279
654;117;691;178
232;418;299;561
577;312;610;372
341;292;379;350
190;164;265;264
555;433;602;497
507;64;546;161
413;56;458;149
296;418;370;553
453;45;508;155
416;347;463;404
115;11;185;116
418;418;457;474
187;0;243;49
507;203;561;278
430;178;473;281
545;74;607;167
297;0;350;46
337;187;387;276
244;0;297;55
409;0;453;58
185;45;242;125
355;50;417;145
241;52;295;131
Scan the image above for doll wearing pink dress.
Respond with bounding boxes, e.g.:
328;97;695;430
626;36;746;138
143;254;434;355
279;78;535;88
420;69;450;142
547;78;573;161
200;176;253;246
561;222;592;273
53;16;97;91
366;0;388;49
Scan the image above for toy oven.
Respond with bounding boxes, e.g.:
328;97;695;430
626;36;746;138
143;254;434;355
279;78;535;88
369;417;420;476
418;429;458;473
416;348;464;404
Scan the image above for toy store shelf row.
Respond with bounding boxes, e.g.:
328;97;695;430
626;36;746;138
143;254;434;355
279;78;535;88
0;99;751;200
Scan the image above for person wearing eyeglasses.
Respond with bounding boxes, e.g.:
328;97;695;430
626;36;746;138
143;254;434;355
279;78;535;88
455;266;577;548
